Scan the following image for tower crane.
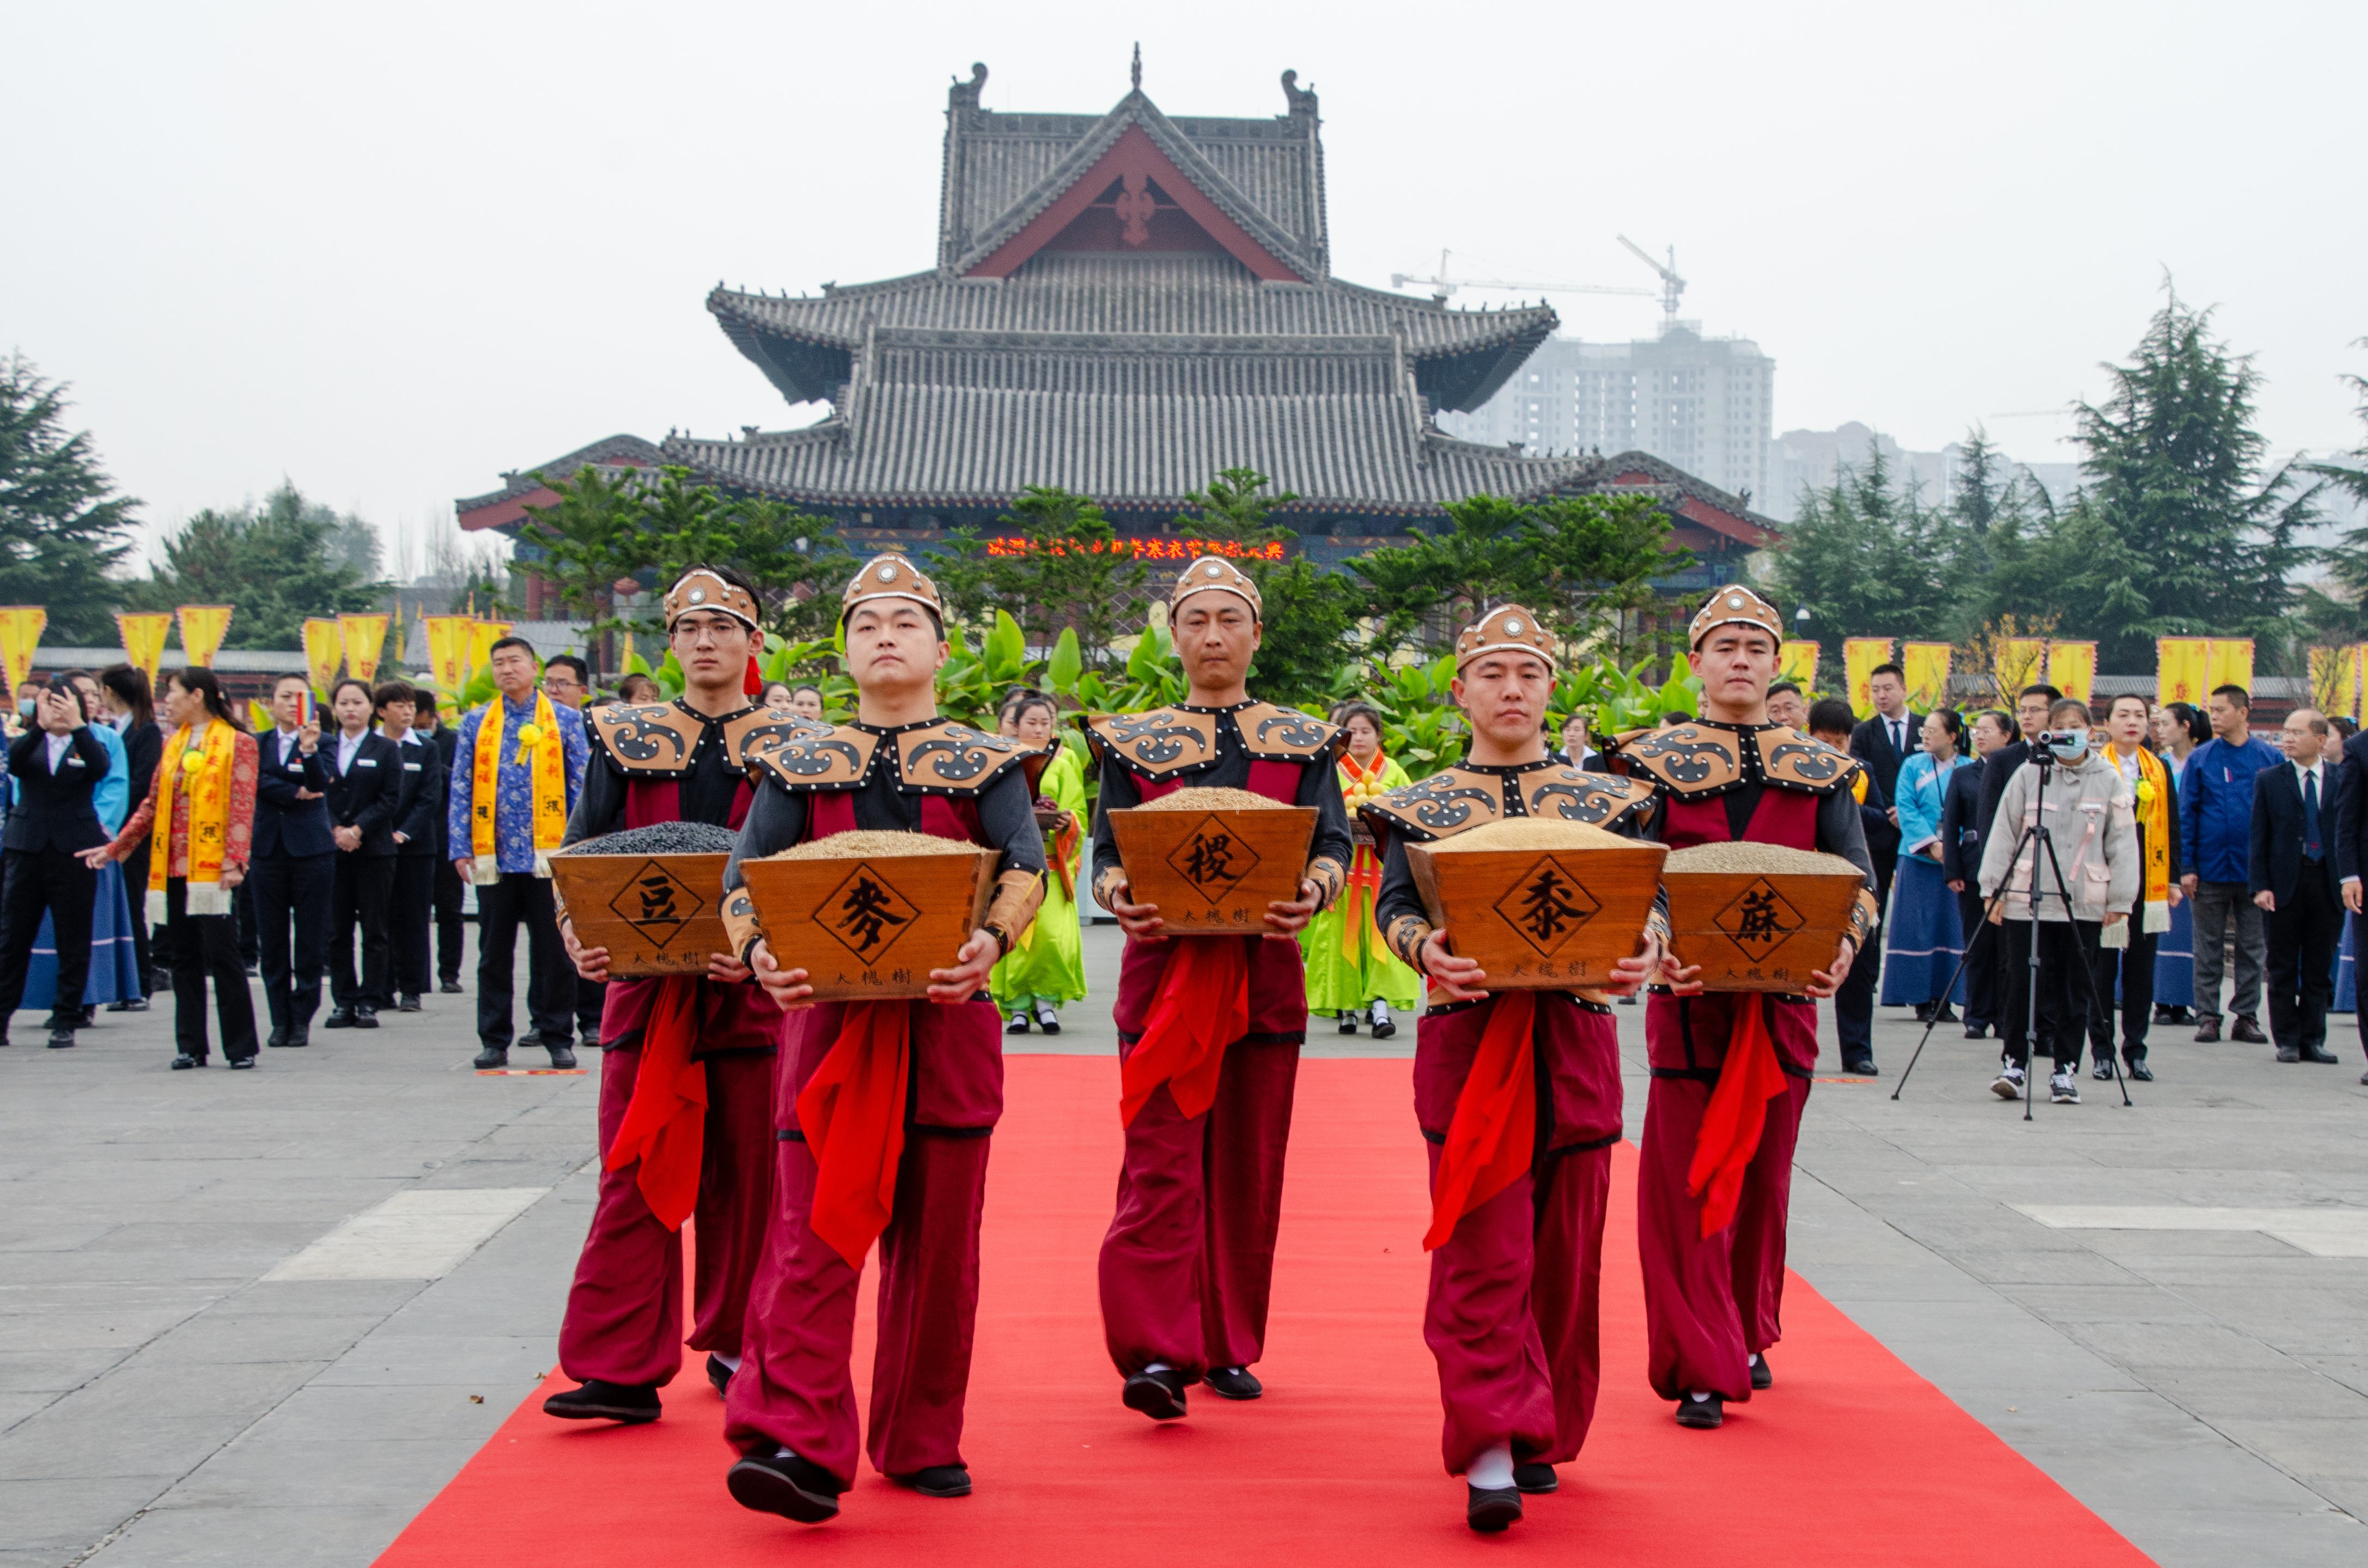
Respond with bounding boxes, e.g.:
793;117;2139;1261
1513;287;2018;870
1389;249;1655;304
1615;235;1688;324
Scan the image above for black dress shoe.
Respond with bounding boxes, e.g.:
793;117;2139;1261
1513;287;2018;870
2126;1058;2154;1082
543;1380;660;1423
1512;1461;1557;1493
283;1026;311;1049
2302;1046;2339;1064
548;1044;579;1070
1466;1485;1523;1533
324;1008;356;1029
2194;1016;2222;1043
352;1005;379;1029
1749;1351;1772;1390
707;1354;734;1395
891;1465;971;1497
2276;1047;2301;1063
229;1056;255;1069
1122;1368;1190;1420
171;1053;200;1069
1912;1002;1934;1023
398;993;422;1013
1203;1365;1262;1400
46;1027;76;1050
1337;1011;1358;1035
108;997;149;1012
2231;1015;2269;1045
1675;1391;1724;1429
472;1046;509;1069
1841;1056;1876;1076
439;979;465;995
267;1028;287;1050
1931;1003;1958;1023
727;1449;842;1523
1963;1023;1990;1040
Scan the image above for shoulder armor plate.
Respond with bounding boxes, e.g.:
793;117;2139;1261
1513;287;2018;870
747;723;878;791
1612;723;1748;798
1757;726;1858;794
895;718;1029;795
728;707;831;773
1237;702;1345;762
1523;767;1656;826
1085;709;1222;780
587;701;703;776
1360;765;1505;844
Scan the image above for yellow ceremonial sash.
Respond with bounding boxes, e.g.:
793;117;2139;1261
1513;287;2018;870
150;719;236;923
2126;745;2171;932
1336;753;1397;962
470;692;568;884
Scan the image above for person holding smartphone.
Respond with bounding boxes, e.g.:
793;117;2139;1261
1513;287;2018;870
0;682;113;1048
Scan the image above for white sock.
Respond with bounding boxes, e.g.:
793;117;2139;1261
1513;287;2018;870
1468;1442;1515;1491
1143;1361;1172;1375
716;1352;742;1372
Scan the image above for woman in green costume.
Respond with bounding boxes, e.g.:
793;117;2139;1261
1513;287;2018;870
1301;703;1421;1036
994;691;1088;1034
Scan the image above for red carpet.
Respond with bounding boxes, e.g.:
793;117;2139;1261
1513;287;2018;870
377;1056;2151;1565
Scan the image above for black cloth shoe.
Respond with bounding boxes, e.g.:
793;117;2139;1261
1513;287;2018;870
543;1380;660;1423
439;979;465;995
2302;1046;2339;1064
46;1026;76;1050
1963;1023;1989;1040
1841;1055;1876;1076
324;1008;356;1029
1122;1368;1190;1420
398;993;422;1013
1203;1366;1262;1400
171;1053;201;1069
472;1045;509;1069
2231;1015;2268;1045
547;1043;579;1070
1512;1461;1557;1494
706;1354;734;1395
1750;1352;1773;1390
2126;1057;2153;1082
108;997;149;1012
1912;1001;1934;1023
1337;1011;1358;1034
2193;1015;2221;1043
1034;1004;1060;1035
1006;1011;1030;1035
1466;1485;1523;1533
352;1005;379;1029
727;1449;842;1523
1675;1391;1724;1429
891;1465;972;1498
1931;1003;1958;1023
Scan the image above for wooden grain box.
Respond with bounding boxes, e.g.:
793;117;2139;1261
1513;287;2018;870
738;838;997;1001
549;853;732;979
1406;841;1668;990
1107;805;1318;936
1663;867;1866;992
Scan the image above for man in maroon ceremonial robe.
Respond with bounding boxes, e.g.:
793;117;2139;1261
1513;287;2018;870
1087;557;1353;1418
1609;587;1877;1430
544;565;815;1424
719;555;1046;1523
1363;605;1668;1532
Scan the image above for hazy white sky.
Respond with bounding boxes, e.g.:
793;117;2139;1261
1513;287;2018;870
7;0;2362;565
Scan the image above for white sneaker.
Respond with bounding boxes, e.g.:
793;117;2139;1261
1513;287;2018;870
1990;1061;2025;1099
2049;1070;2080;1105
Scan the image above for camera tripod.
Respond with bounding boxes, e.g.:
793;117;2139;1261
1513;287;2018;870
1892;750;2134;1119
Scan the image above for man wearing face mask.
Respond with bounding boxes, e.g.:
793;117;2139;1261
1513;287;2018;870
1977;701;2138;1104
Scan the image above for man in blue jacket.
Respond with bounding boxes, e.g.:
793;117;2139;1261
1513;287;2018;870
2180;685;2280;1044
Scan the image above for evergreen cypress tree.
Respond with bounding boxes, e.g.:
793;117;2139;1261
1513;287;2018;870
0;354;137;642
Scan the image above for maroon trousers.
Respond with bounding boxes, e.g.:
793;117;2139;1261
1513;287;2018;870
1099;935;1305;1378
1636;992;1815;1402
1418;993;1620;1475
557;1043;776;1388
725;997;1002;1488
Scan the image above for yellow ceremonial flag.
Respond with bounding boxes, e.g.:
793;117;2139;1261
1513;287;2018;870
1843;637;1895;719
302;618;345;698
2205;638;2254;695
2157;638;2209;706
115;612;173;684
1901;642;1951;714
176;605;234;667
340;613;392;685
246;699;274;733
619;630;635;678
2047;641;2097;705
424;615;469;692
467;620;514;676
1777;640;1820;690
2352;645;2368;725
1993;638;2047;700
0;607;47;701
2309;646;2352;718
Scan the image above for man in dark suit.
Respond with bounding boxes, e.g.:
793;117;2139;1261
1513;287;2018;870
417;694;467;994
1941;709;2012;1038
2333;711;2368;1084
0;686;112;1049
1813;697;1888;1074
322;678;402;1029
251;675;337;1048
1848;662;1918;894
376;681;443;1013
2252;707;2341;1065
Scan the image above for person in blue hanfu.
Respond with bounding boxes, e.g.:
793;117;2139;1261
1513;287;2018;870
1882;710;1971;1024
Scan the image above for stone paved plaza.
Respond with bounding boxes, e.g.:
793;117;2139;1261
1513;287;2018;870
3;926;2363;1566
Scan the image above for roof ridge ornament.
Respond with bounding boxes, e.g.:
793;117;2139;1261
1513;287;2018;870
1131;42;1142;91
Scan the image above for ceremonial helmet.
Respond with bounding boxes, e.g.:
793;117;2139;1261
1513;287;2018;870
1168;556;1262;620
1688;585;1782;649
1455;603;1558;672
